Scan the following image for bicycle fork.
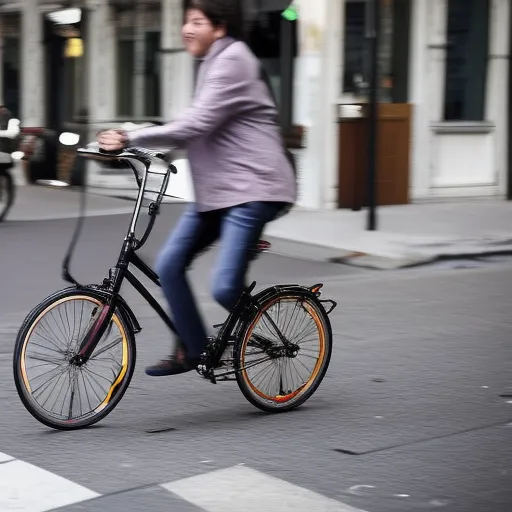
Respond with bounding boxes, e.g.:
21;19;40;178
70;302;116;366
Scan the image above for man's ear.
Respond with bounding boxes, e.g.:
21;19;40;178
214;24;227;39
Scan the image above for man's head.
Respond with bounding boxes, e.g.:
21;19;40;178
182;0;244;58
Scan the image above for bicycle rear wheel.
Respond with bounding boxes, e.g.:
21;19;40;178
0;170;14;221
13;289;136;430
234;289;332;412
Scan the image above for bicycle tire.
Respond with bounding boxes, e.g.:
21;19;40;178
0;170;14;222
13;288;136;430
234;289;332;413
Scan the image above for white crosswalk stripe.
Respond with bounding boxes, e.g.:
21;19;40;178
0;452;14;463
162;465;367;512
0;455;367;512
0;452;100;512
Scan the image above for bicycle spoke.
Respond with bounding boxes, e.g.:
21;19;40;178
31;332;65;354
27;352;63;365
68;370;77;420
282;300;302;338
82;367;109;396
290;357;307;385
82;366;114;383
31;365;68;396
38;370;68;408
48;369;72;414
90;336;123;359
80;370;93;413
82;370;106;404
247;359;276;384
47;309;69;348
252;363;277;395
296;352;320;361
29;362;68;382
61;301;72;345
292;324;318;345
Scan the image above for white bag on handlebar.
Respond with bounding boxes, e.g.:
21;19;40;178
167;157;195;202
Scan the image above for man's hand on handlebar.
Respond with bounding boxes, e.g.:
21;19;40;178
97;129;128;152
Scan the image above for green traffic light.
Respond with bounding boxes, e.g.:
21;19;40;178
282;5;298;21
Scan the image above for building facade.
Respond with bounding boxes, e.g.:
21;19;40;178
0;0;510;208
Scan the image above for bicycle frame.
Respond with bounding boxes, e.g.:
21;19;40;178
71;146;256;367
76;229;256;367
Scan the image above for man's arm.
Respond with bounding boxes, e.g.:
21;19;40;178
128;52;252;149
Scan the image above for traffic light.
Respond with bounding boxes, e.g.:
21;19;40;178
250;0;297;20
282;2;298;21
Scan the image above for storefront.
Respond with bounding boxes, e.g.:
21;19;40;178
291;0;511;209
2;0;510;208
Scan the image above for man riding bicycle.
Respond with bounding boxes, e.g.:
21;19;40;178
98;0;296;376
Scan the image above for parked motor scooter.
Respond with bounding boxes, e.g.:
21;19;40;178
0;117;22;221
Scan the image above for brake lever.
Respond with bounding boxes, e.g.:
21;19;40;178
126;147;166;160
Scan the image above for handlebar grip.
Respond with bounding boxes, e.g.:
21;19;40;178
98;148;124;156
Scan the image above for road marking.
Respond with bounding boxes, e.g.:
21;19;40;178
0;452;14;463
162;465;367;512
0;455;99;512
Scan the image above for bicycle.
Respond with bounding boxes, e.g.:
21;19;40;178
12;143;337;430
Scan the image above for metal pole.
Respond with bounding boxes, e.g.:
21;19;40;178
280;16;293;133
507;0;512;201
365;0;380;230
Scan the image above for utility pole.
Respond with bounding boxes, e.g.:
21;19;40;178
365;0;381;230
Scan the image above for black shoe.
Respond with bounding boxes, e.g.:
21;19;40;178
145;348;201;377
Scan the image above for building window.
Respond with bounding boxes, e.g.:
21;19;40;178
342;0;411;103
342;0;367;97
115;4;161;118
1;14;21;118
444;0;490;121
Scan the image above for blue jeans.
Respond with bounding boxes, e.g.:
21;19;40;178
155;202;285;359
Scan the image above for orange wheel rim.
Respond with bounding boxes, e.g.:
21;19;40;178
241;296;326;404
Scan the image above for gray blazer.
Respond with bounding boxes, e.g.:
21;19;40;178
128;37;297;212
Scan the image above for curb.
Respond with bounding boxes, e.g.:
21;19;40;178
329;249;512;270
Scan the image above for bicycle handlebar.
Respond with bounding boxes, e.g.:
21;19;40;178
64;142;178;287
77;143;173;170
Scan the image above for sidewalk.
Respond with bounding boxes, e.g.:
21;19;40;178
266;198;512;269
6;185;512;269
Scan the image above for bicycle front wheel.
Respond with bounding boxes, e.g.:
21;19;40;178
234;289;332;413
13;289;136;430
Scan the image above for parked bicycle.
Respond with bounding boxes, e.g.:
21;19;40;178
12;143;337;430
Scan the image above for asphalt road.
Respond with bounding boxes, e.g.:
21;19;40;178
0;206;511;512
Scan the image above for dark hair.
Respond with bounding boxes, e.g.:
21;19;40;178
182;0;245;40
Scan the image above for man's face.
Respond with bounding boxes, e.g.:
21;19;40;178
182;8;226;58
